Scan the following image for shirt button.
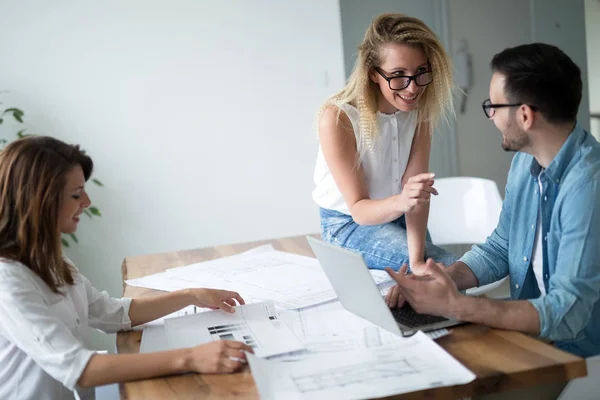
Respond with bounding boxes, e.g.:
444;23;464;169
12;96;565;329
545;274;549;279
523;256;528;262
392;136;397;141
531;224;534;230
544;235;547;241
515;284;520;289
534;189;538;194
544;195;547;202
393;158;398;163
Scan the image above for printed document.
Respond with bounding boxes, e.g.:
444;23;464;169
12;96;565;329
248;331;475;400
163;302;304;357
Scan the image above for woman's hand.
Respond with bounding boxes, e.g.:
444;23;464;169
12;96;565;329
188;289;245;313
395;173;438;213
187;340;254;374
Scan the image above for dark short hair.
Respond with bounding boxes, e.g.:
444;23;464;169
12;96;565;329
490;43;581;124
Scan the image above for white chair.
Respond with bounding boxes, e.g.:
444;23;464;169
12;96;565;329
428;176;509;298
557;355;600;400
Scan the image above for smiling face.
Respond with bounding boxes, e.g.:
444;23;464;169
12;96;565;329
370;43;430;113
489;72;530;152
58;165;91;234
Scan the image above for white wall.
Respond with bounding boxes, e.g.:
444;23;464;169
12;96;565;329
448;0;532;192
0;0;345;349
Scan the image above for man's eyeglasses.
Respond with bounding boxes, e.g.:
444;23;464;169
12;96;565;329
374;67;433;91
482;98;539;118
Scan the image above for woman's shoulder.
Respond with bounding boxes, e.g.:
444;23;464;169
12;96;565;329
319;107;357;142
0;259;41;289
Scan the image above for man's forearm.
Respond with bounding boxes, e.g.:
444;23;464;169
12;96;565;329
445;261;479;291
450;295;541;335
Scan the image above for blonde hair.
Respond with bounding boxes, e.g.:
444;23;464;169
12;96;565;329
319;13;454;149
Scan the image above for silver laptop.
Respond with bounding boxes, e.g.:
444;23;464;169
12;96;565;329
307;236;462;337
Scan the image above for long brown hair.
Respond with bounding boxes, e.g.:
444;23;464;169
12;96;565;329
0;136;93;293
319;13;454;150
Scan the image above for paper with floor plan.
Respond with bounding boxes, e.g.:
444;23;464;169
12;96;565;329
163;301;304;358
125;247;395;310
248;331;475;400
273;300;449;361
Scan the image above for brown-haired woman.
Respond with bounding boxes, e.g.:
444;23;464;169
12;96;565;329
0;136;252;399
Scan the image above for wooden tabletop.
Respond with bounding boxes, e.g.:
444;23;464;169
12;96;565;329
117;235;586;400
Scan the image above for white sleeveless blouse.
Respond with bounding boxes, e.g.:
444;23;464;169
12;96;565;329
312;103;418;215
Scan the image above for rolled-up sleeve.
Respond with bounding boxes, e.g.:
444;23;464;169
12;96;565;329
0;269;96;391
459;176;512;287
81;275;132;333
529;180;600;341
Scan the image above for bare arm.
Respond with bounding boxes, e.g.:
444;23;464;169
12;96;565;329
78;340;252;387
319;106;434;225
128;288;245;327
445;261;480;291
403;123;434;266
387;261;540;336
451;295;540;335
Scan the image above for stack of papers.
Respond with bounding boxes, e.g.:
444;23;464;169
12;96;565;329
133;244;474;399
141;302;304;358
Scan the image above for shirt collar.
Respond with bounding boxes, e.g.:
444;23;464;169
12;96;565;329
529;122;585;183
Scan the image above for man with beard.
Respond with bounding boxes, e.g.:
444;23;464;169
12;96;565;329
385;43;600;360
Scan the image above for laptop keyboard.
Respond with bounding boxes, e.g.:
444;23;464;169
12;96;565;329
390;303;449;328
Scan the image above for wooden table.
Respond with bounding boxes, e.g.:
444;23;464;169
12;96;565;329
117;235;586;399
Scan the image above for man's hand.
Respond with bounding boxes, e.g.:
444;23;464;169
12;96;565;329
385;259;462;317
385;283;406;309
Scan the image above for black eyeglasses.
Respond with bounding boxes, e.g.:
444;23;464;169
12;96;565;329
374;67;433;91
482;98;539;118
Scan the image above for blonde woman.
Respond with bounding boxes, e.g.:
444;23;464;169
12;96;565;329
313;13;457;278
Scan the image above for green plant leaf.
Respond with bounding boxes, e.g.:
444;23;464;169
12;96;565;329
16;129;27;138
0;118;3;125
92;178;104;187
5;108;24;123
83;209;92;218
89;206;102;216
69;233;79;243
61;237;70;247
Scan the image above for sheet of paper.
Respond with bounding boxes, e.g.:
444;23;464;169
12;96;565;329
163;301;304;358
274;300;449;361
126;247;395;310
248;331;475;400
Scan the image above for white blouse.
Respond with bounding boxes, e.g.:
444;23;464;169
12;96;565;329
0;259;132;400
312;103;418;215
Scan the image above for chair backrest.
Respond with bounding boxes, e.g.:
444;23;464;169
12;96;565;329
428;177;503;246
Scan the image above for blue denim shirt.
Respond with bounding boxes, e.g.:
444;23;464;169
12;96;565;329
460;123;600;358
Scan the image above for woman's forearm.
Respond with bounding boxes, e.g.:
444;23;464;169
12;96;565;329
128;289;193;327
78;350;191;387
350;196;404;226
405;202;429;266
